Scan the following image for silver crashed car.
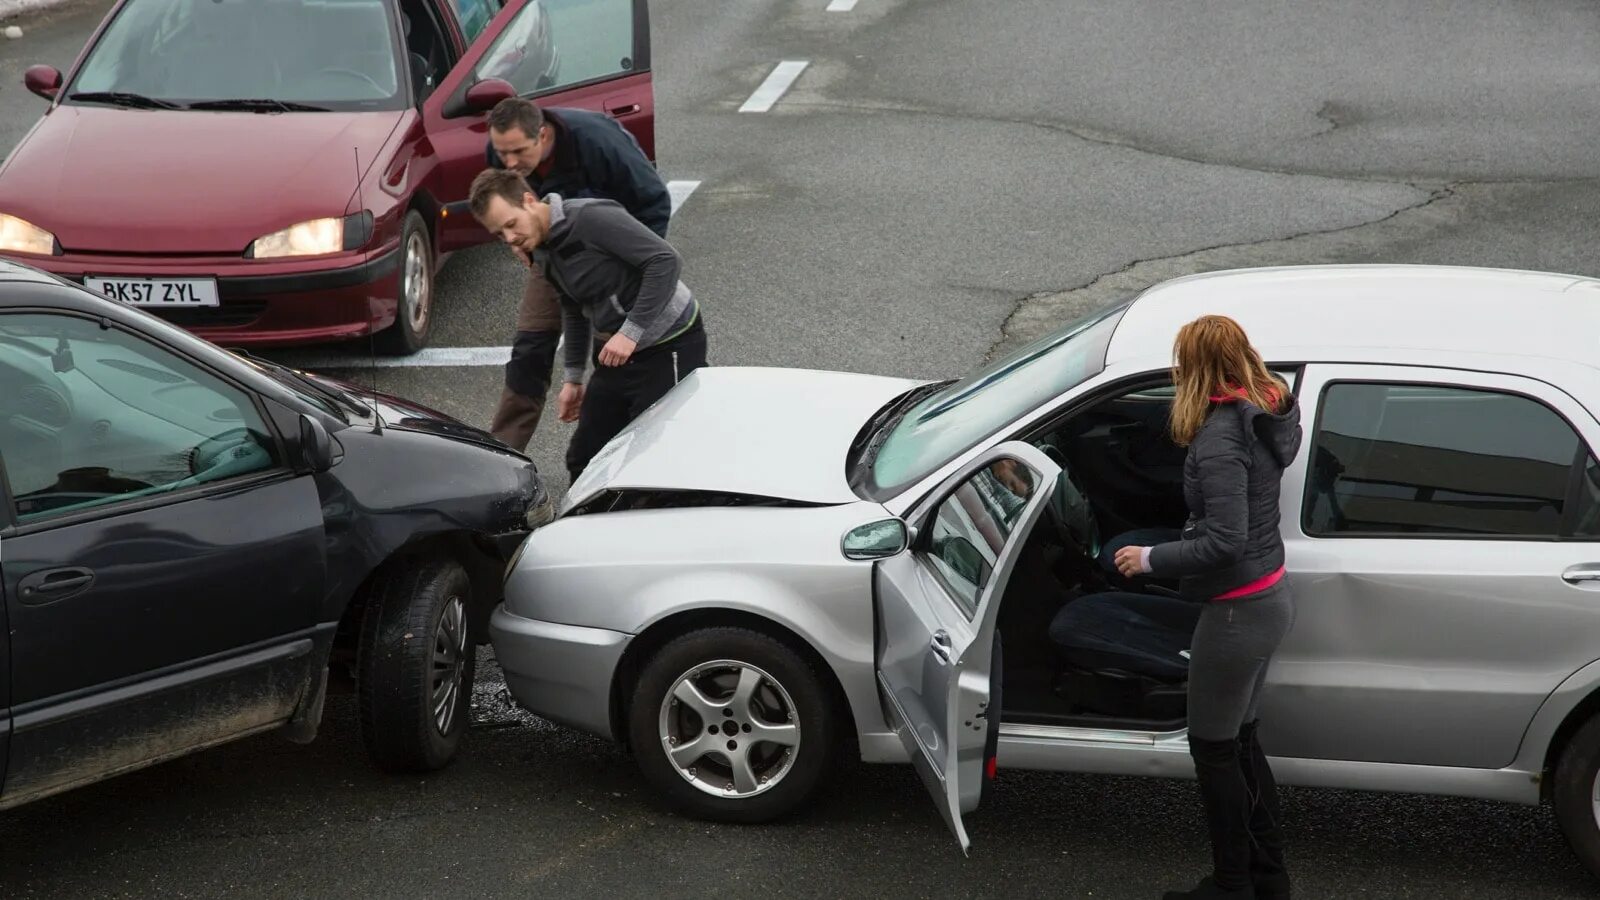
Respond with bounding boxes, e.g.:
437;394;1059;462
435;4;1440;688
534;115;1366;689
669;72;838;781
491;264;1600;878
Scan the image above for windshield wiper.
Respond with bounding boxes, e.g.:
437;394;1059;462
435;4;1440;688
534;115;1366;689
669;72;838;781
188;98;331;113
68;91;183;110
230;350;362;423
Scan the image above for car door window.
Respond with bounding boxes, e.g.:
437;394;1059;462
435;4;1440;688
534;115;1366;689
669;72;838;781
0;313;280;524
447;0;498;43
1304;381;1599;537
919;458;1039;618
473;0;636;95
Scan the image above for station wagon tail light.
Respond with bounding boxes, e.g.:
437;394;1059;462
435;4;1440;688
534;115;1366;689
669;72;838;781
0;213;58;256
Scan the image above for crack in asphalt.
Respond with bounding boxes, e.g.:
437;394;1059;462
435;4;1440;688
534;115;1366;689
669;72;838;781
786;97;1596;188
982;181;1466;361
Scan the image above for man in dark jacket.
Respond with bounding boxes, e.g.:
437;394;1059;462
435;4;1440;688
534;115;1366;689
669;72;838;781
482;97;672;452
469;169;707;482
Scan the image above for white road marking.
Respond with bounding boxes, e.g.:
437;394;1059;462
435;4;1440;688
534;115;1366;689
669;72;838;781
668;179;702;215
826;0;859;10
739;61;810;113
285;346;514;369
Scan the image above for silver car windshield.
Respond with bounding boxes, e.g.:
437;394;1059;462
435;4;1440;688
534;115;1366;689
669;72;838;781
68;0;405;111
867;302;1128;497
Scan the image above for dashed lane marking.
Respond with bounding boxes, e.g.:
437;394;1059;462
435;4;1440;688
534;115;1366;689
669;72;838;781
738;61;809;113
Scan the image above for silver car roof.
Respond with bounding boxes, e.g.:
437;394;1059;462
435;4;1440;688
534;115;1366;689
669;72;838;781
1107;264;1600;373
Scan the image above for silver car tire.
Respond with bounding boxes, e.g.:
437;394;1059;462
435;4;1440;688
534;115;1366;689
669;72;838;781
1552;713;1600;883
627;626;838;824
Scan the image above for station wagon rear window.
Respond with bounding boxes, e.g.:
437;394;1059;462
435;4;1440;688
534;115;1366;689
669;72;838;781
1304;382;1600;538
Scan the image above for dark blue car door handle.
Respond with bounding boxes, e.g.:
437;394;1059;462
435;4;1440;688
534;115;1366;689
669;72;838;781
18;567;95;604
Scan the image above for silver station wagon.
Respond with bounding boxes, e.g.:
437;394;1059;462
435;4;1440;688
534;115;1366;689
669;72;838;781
490;264;1600;881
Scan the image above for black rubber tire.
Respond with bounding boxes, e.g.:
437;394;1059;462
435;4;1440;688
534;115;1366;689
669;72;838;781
627;627;837;824
357;555;476;773
375;211;433;355
1553;714;1600;882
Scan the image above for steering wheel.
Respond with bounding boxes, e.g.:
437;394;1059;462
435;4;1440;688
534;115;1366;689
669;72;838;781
314;67;388;95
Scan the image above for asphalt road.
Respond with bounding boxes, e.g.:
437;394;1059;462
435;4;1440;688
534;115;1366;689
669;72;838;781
3;0;1600;897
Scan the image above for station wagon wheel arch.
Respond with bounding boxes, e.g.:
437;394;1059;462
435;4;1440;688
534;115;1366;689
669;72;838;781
332;530;510;676
609;608;857;756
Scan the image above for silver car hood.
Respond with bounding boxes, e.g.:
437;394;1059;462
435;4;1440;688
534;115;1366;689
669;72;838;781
562;366;929;510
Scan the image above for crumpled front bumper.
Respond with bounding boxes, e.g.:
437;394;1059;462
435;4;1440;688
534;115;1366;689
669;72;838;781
489;604;631;741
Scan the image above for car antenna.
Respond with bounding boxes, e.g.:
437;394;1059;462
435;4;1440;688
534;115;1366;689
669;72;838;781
356;145;381;435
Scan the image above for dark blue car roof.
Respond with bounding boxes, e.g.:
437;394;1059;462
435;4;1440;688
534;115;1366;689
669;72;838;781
0;257;116;314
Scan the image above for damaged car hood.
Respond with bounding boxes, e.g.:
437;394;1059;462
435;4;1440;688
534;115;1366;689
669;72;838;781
563;366;928;511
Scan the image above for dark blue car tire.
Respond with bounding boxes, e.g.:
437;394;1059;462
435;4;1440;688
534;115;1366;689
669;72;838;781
358;555;477;773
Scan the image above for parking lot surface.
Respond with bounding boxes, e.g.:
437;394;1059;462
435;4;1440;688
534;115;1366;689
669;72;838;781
3;0;1600;896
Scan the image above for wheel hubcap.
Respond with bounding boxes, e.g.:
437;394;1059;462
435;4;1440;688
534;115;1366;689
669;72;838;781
658;660;800;799
431;595;466;735
1591;766;1600;832
404;232;431;333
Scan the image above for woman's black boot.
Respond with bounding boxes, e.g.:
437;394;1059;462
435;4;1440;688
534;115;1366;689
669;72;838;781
1162;736;1256;899
1238;720;1290;899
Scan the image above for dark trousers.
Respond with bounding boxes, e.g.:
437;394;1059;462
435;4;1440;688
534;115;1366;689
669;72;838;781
565;319;708;482
1184;585;1295;897
489;272;565;451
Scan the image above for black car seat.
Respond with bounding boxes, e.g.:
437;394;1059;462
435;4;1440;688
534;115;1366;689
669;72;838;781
399;10;439;101
1047;591;1202;720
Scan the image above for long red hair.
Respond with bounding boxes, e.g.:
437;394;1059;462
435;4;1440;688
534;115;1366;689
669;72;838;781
1169;315;1286;446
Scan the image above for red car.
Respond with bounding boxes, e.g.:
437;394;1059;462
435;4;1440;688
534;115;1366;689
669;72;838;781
0;0;655;354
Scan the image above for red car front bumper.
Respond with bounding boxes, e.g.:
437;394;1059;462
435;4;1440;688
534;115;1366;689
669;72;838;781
18;243;403;348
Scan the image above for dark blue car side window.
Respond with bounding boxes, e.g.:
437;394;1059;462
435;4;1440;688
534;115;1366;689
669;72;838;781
0;313;280;524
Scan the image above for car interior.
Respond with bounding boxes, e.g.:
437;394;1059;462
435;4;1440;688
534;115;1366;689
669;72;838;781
0;319;276;523
397;0;454;103
72;0;405;105
991;371;1295;733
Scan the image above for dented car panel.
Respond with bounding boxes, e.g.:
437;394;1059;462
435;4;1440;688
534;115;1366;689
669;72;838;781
0;259;548;810
491;264;1600;872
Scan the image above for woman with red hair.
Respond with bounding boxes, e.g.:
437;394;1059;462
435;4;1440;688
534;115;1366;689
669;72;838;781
1114;314;1303;899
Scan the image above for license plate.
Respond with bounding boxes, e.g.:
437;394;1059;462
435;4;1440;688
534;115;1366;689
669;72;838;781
84;276;220;308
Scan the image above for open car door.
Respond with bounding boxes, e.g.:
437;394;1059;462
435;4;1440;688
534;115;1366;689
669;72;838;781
422;0;656;251
873;440;1061;852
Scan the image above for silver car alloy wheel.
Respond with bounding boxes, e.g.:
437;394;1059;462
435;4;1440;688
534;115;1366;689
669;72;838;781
1591;767;1600;833
404;230;431;334
658;659;801;799
432;595;467;736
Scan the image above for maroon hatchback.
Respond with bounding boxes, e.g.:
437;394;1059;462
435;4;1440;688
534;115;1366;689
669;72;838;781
0;0;655;354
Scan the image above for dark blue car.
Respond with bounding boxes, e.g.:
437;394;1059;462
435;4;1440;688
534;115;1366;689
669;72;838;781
0;258;552;811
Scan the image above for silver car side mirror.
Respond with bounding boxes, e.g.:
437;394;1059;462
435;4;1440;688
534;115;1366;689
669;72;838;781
841;518;909;560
